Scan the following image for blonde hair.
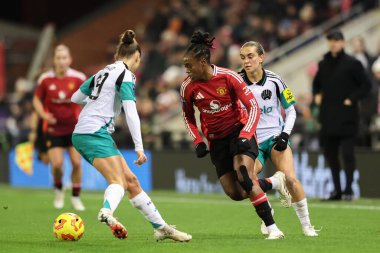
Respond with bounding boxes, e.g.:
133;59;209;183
54;44;71;56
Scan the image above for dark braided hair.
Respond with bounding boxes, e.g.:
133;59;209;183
114;30;141;60
185;31;215;63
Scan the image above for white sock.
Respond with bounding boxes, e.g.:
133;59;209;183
267;223;280;233
269;176;280;190
102;184;125;213
292;198;311;227
129;191;166;229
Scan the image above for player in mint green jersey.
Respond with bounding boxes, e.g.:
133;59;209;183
71;30;191;242
239;41;319;237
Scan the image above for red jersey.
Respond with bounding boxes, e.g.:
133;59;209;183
35;68;86;136
180;65;260;145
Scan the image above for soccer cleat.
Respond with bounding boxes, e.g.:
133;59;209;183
303;225;319;237
260;221;268;235
71;196;86;211
273;171;292;207
260;208;274;235
154;224;192;242
266;230;285;240
98;208;128;239
54;189;65;209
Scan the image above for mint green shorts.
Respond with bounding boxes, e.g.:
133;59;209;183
72;127;121;165
257;136;291;166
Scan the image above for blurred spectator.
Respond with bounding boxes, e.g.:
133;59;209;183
350;36;377;146
4;0;379;151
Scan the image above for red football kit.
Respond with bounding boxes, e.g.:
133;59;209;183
35;68;86;136
180;65;260;145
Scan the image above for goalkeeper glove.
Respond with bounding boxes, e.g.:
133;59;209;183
274;132;289;151
195;142;209;158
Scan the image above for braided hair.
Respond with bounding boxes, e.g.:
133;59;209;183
185;31;215;63
114;30;141;60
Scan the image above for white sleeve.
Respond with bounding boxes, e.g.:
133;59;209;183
122;100;143;151
282;105;296;135
71;89;88;104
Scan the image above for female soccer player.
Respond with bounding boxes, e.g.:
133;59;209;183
70;30;191;241
33;44;86;211
239;41;318;236
181;31;284;240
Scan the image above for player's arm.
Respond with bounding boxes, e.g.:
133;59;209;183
180;82;208;157
33;83;56;125
312;66;322;105
278;82;297;135
347;59;371;103
233;79;260;140
119;80;146;166
275;78;297;151
180;89;203;145
119;81;143;151
71;76;95;104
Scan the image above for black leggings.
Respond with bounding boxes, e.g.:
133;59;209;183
322;135;356;194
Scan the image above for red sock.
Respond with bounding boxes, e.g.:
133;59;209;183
72;183;81;197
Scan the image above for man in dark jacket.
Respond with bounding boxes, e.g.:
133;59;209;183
312;30;371;201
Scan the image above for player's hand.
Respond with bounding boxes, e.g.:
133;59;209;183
134;150;147;166
195;142;209;158
43;112;57;125
314;94;322;106
274;132;289;151
343;98;352;106
237;138;251;153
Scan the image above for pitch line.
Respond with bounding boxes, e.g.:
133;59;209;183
151;196;380;211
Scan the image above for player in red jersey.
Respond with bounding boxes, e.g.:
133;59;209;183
33;44;86;211
181;31;284;239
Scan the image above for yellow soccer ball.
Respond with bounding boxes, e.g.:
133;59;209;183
53;213;85;241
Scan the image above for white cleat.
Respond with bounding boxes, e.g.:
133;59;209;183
273;171;292;207
266;230;285;240
71;196;86;211
98;208;128;239
303;225;319;237
54;189;64;209
154;224;192;242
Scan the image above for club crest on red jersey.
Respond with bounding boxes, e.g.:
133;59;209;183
68;82;75;90
216;87;227;96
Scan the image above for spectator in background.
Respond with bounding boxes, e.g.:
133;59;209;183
372;57;380;114
351;36;377;146
312;30;371;201
33;44;86;210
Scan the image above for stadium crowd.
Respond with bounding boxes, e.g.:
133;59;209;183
1;0;380;152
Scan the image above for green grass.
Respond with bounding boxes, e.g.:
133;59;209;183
0;184;379;253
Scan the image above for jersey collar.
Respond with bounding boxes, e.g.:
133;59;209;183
240;68;266;86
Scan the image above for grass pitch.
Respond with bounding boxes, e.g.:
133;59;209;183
0;184;379;253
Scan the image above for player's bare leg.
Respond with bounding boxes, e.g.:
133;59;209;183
218;155;284;239
48;147;65;209
271;146;318;236
119;157;192;242
68;146;85;211
94;156;128;239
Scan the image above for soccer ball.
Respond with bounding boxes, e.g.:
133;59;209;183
53;213;85;241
